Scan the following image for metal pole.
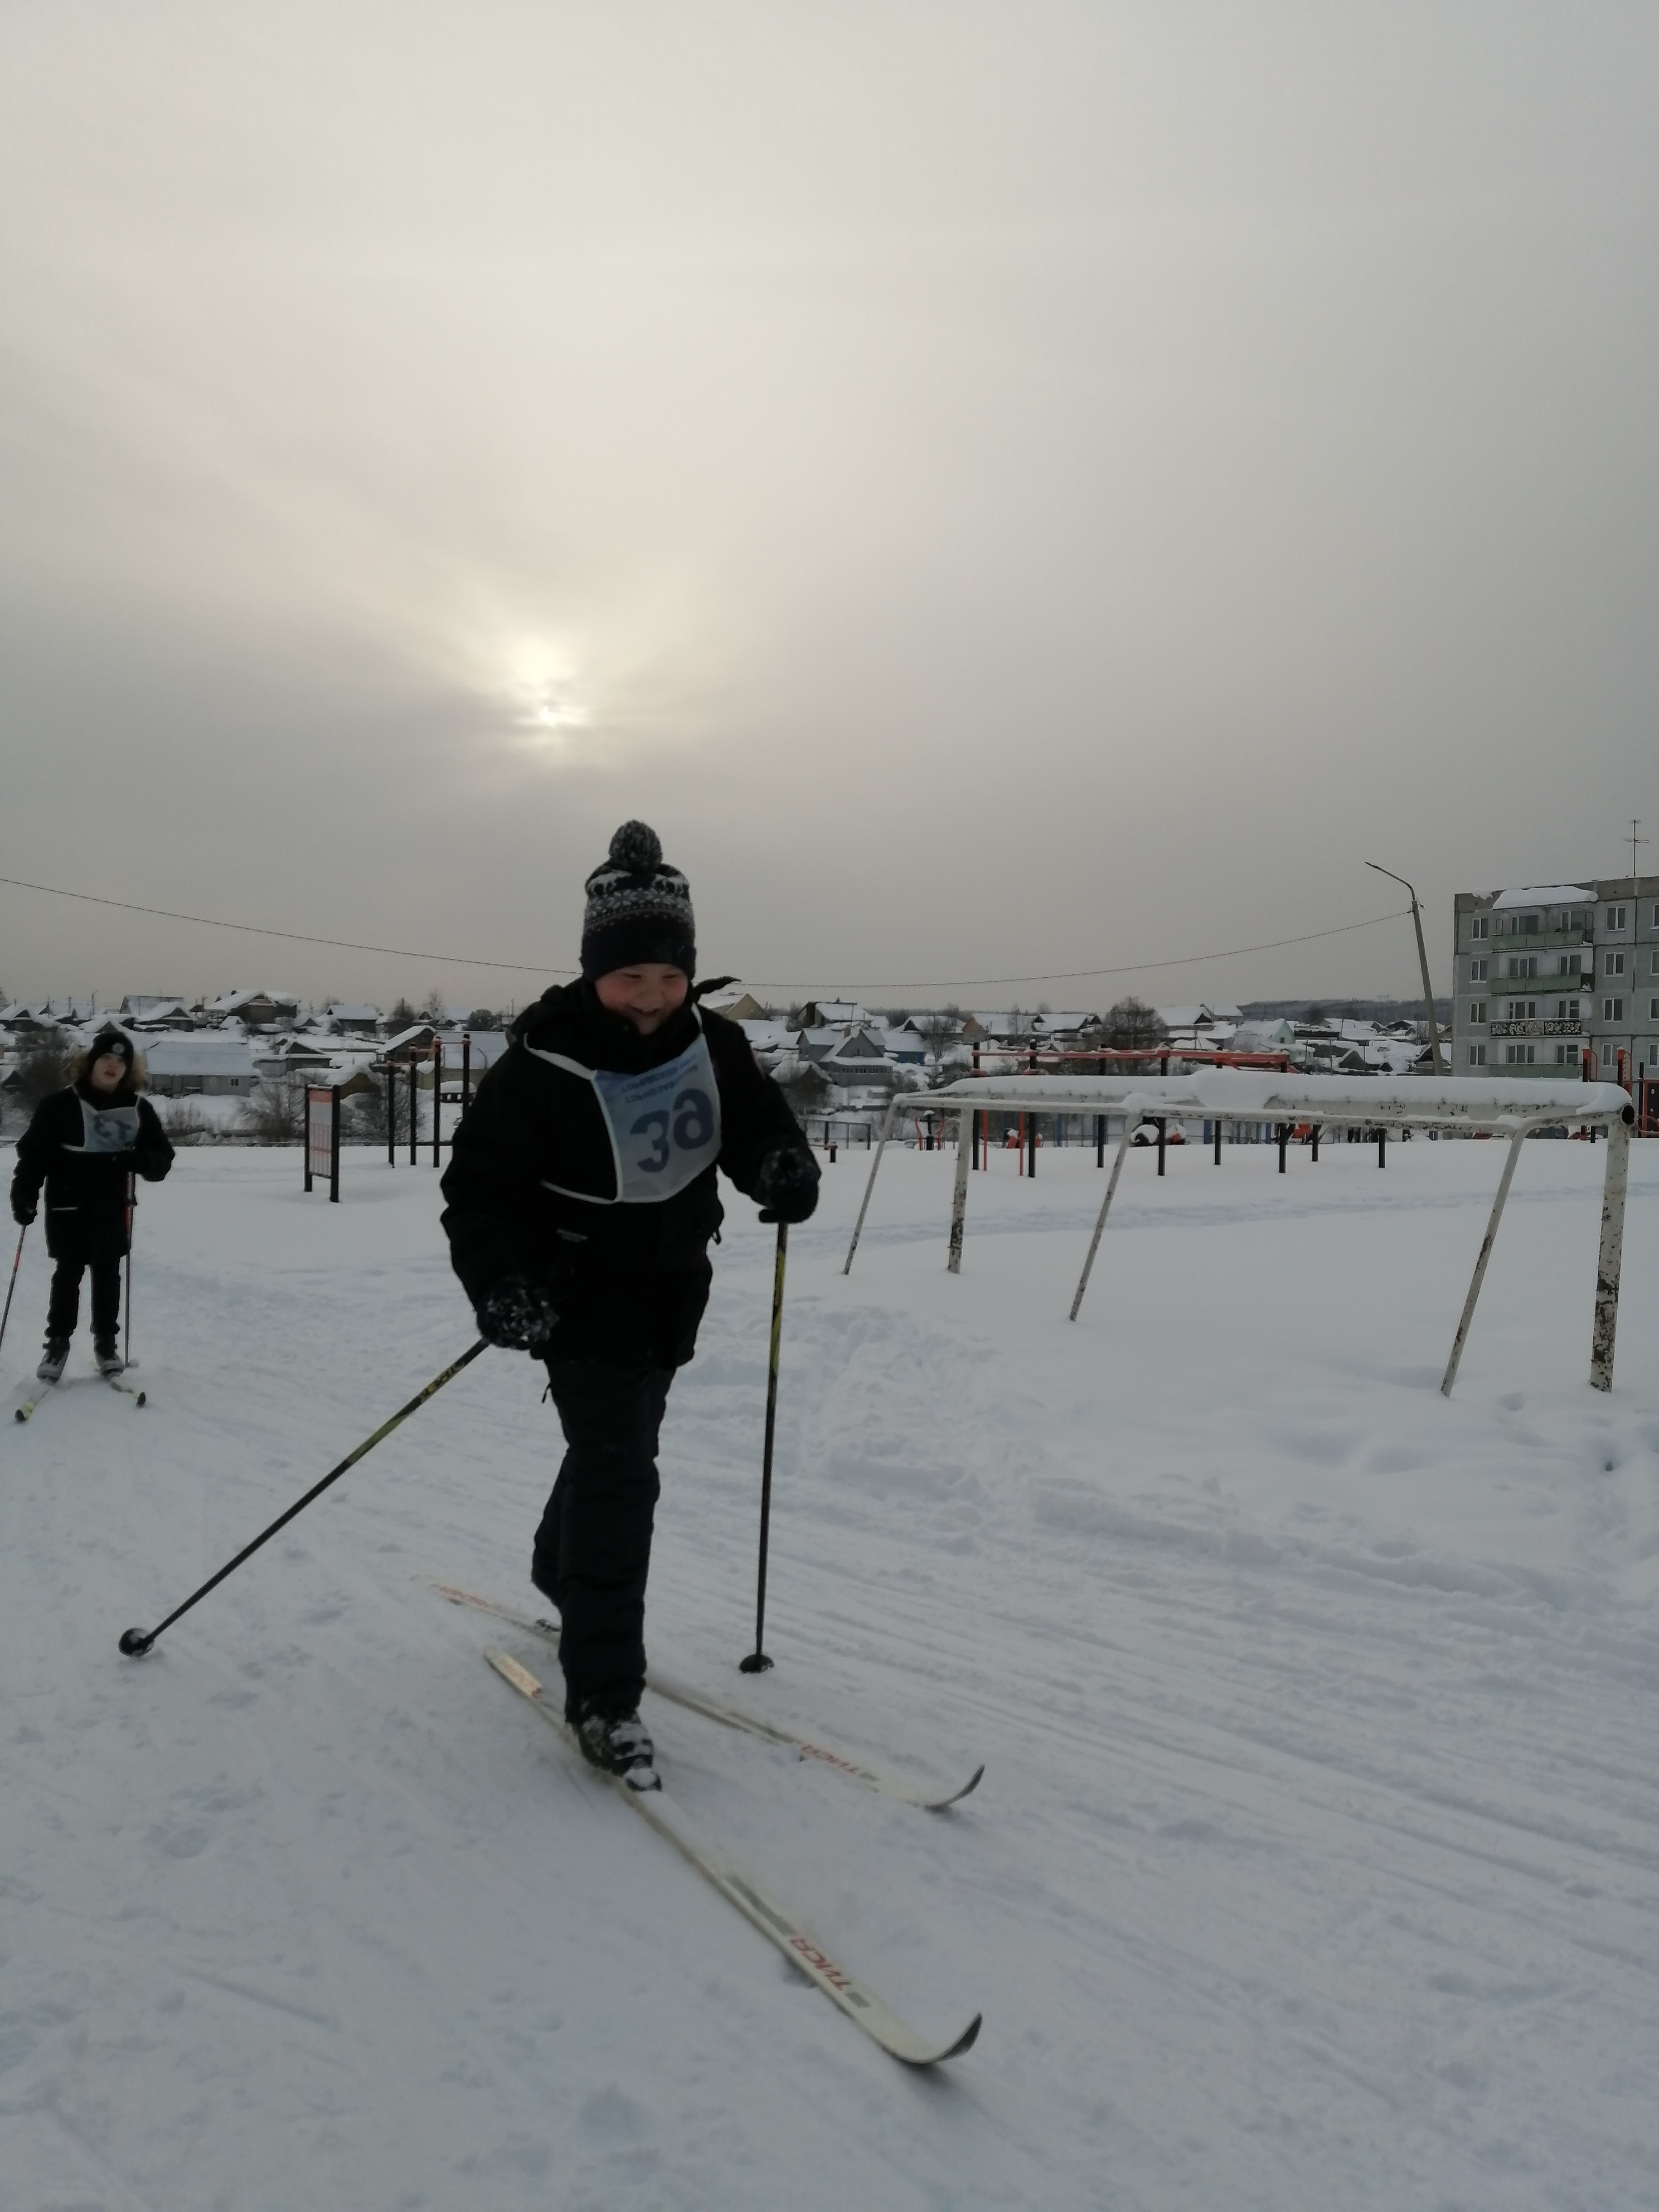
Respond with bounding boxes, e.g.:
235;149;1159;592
304;1090;314;1194
462;1032;472;1115
1590;1116;1632;1391
1377;1129;1386;1169
1311;1123;1321;1163
1156;1117;1166;1177
387;1065;396;1166
843;1094;901;1274
118;1340;489;1656
1441;1129;1526;1396
740;1223;789;1673
1026;1111;1036;1178
1366;861;1444;1074
329;1085;341;1204
948;1100;973;1272
1213;1117;1222;1165
0;1223;27;1357
1070;1121;1134;1321
1277;1123;1288;1173
124;1173;134;1370
431;1040;441;1167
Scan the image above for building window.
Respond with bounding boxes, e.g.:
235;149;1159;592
1651;997;1659;1020
1469;1001;1487;1025
1506;954;1539;979
1470;957;1488;981
1555;1000;1573;1018
1504;1044;1536;1065
1519;913;1539;934
1555;1044;1576;1065
1557;952;1580;976
1471;915;1489;940
1603;997;1624;1022
1507;999;1537;1019
1468;1043;1486;1066
1607;904;1627;930
1605;951;1626;976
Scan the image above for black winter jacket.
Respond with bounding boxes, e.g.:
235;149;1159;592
12;1081;175;1262
440;982;815;1368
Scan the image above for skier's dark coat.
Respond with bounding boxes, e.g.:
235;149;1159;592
440;981;811;1369
12;1080;175;1263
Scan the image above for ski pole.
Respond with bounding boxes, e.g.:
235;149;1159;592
124;1173;135;1370
119;1338;488;1657
740;1221;789;1674
0;1222;26;1357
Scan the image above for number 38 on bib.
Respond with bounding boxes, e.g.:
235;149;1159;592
587;1031;724;1203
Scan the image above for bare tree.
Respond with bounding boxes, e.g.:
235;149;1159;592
385;996;420;1034
12;1027;70;1114
1103;996;1168;1052
914;1005;964;1087
419;986;449;1025
237;1072;305;1145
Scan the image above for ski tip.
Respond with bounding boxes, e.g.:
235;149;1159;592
935;2012;983;2063
135;1391;147;1408
12;1407;23;1424
939;1764;986;1810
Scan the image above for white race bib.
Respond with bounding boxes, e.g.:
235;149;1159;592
533;1025;722;1205
77;1100;140;1154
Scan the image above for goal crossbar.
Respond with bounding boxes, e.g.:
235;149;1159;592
842;1072;1637;1395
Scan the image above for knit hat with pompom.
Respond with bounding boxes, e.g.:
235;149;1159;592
580;822;696;982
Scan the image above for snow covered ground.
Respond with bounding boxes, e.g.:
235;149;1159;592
3;1132;1657;2210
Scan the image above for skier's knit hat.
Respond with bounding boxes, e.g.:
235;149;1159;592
86;1026;135;1071
580;822;696;981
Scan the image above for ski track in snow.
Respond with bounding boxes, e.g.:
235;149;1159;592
2;1134;1657;2210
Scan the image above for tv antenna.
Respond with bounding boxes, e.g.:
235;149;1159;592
1628;818;1647;882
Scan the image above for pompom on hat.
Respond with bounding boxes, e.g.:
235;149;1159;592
580;821;696;982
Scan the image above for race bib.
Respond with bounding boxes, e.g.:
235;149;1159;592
77;1100;140;1154
591;1032;722;1203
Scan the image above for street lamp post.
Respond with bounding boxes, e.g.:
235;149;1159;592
1367;862;1445;1075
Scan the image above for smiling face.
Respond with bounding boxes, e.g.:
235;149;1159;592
593;964;689;1036
89;1051;129;1093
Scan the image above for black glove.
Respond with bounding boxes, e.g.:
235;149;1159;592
755;1146;820;1225
477;1276;560;1350
11;1196;36;1228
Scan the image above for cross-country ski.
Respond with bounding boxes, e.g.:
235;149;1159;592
424;1578;984;1810
485;1646;982;2066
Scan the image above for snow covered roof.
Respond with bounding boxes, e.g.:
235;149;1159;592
1492;885;1594;908
143;1036;260;1075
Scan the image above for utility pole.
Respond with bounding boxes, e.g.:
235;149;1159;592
1366;862;1444;1074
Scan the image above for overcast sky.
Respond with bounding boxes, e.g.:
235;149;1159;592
2;3;1656;1012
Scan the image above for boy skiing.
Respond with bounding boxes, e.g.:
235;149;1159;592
11;1027;174;1381
440;822;819;1789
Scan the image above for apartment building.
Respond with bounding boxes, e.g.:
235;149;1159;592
1451;880;1659;1079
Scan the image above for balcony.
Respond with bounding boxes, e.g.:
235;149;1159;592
1489;1018;1583;1038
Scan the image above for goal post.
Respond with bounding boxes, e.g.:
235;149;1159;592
846;1070;1639;1395
304;1084;341;1203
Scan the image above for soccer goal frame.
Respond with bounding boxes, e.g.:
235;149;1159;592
842;1071;1638;1396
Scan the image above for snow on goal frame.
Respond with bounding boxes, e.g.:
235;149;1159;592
842;1070;1638;1396
303;1084;342;1203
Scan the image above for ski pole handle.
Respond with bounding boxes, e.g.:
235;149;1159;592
118;1338;489;1658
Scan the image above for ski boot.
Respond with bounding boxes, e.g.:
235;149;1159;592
37;1338;69;1384
574;1701;659;1792
94;1340;125;1377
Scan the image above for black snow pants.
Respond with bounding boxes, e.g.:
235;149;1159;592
531;1361;674;1720
47;1255;121;1345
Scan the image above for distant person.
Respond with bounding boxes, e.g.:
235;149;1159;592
440;821;819;1790
11;1027;174;1381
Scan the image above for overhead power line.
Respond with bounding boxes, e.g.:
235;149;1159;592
0;870;1411;997
741;909;1414;993
0;874;573;978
